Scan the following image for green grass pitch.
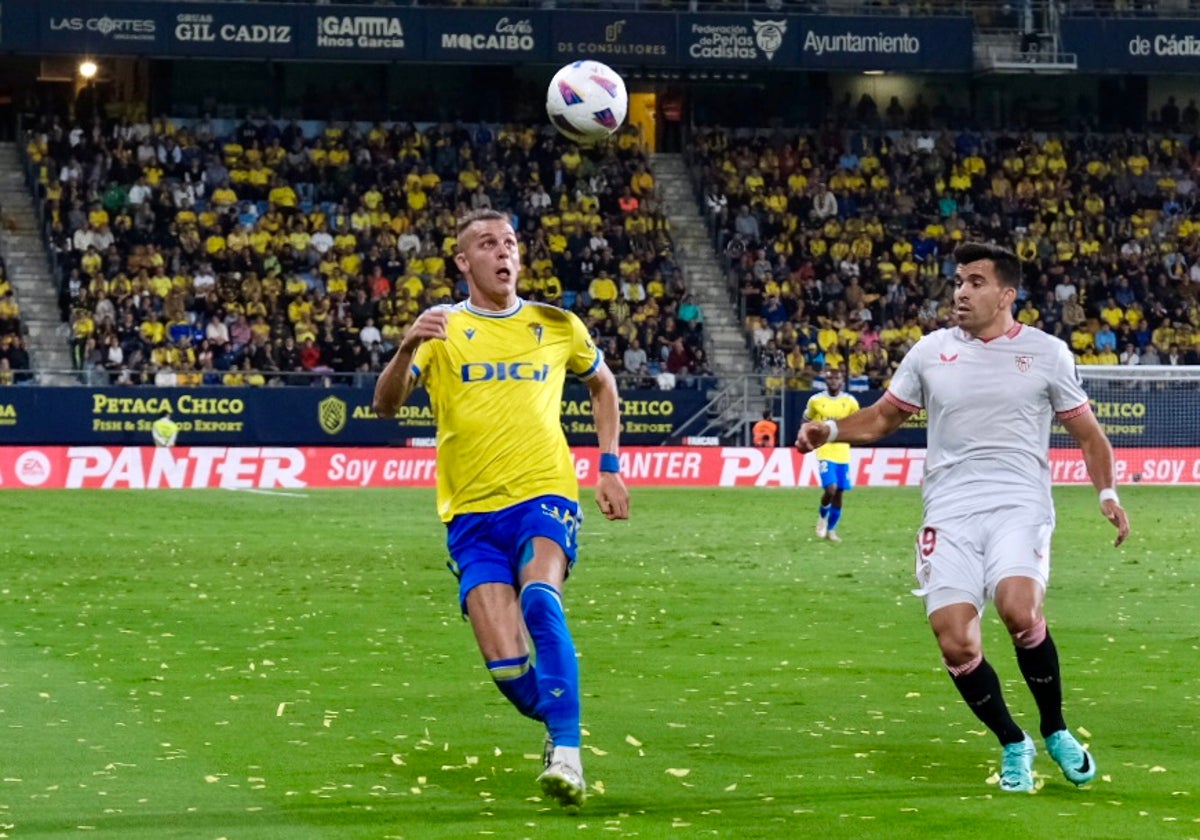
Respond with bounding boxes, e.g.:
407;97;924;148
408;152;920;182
0;486;1196;839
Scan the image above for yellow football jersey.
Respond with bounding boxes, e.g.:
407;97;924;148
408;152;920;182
412;300;601;521
803;391;860;464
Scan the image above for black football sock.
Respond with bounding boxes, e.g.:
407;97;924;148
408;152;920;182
950;657;1025;745
1015;631;1067;738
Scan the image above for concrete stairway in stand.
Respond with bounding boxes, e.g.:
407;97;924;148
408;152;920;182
0;141;74;384
651;152;755;382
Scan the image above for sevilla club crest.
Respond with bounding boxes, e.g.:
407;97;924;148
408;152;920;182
1014;354;1033;373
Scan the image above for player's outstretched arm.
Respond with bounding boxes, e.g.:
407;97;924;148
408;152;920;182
1060;407;1131;547
585;363;630;521
795;396;913;453
373;308;448;418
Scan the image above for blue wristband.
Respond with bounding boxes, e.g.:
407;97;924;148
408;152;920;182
599;453;621;474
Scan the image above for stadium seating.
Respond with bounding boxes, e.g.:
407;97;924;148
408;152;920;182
692;123;1200;390
23;116;713;389
20;108;1200;395
0;252;34;383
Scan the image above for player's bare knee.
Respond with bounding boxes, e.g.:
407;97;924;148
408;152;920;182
937;635;981;667
1008;619;1046;648
932;619;981;664
995;598;1043;639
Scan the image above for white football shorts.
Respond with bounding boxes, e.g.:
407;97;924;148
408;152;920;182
911;507;1054;615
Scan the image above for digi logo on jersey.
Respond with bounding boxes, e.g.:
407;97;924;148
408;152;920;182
461;362;551;382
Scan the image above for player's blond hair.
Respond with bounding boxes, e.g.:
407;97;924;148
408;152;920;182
456;209;509;241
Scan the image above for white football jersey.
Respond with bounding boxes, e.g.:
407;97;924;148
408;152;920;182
886;324;1090;518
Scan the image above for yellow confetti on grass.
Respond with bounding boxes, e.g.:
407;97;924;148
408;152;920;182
665;768;690;778
625;735;643;748
1150;766;1167;773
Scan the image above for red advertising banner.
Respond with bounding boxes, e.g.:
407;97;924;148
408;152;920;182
2;446;1198;489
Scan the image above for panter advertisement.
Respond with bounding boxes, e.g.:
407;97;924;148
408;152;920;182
2;446;1197;489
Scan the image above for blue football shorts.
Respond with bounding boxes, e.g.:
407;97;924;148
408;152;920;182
818;460;853;491
445;494;581;612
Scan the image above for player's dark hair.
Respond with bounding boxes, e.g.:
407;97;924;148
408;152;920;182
456;208;509;238
954;242;1022;289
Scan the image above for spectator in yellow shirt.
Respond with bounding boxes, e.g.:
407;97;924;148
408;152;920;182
588;274;619;303
630;164;655;196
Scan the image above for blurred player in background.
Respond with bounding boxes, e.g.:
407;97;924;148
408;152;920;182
797;242;1129;792
801;367;859;543
374;209;630;810
152;408;178;447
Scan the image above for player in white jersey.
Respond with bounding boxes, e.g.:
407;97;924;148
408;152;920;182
797;243;1129;793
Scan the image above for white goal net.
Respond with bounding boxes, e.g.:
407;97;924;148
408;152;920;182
1069;365;1200;485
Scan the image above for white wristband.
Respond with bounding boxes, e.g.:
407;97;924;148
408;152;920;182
825;419;839;443
1098;487;1120;505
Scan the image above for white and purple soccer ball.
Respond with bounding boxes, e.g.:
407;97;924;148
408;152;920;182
546;60;628;145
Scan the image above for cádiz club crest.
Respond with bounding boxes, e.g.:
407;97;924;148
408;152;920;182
753;19;787;60
318;395;348;435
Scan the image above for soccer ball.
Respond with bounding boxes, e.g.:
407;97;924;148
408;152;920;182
546;61;628;145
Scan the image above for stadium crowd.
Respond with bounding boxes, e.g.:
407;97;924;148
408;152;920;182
695;121;1200;391
0;253;33;385
13;99;1200;394
22;114;714;389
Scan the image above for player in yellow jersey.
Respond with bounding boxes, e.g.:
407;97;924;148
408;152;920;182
373;209;629;810
800;367;859;543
